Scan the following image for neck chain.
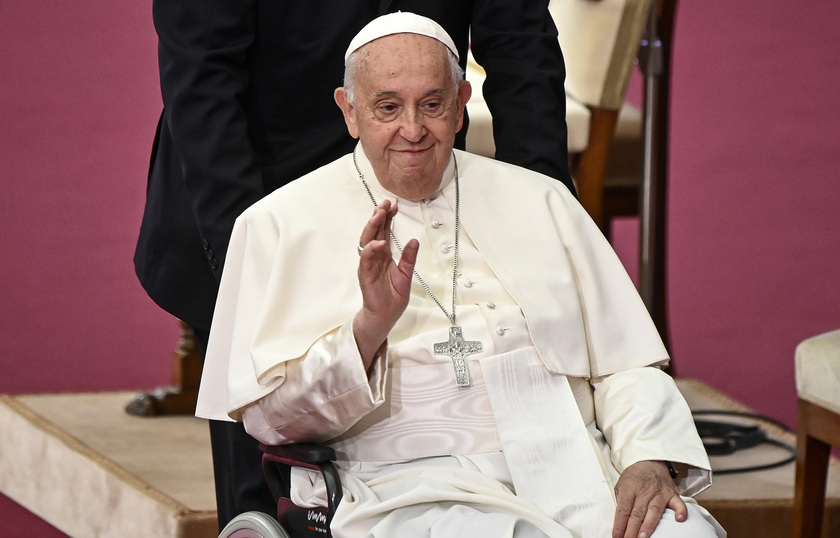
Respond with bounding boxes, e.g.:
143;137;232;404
352;149;460;325
352;149;482;387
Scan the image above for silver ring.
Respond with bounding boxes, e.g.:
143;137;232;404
357;245;364;255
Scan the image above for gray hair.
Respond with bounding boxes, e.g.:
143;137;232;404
343;45;464;105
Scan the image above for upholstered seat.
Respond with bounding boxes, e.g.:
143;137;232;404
796;330;840;415
464;51;593;158
793;329;840;538
465;0;652;220
466;0;680;349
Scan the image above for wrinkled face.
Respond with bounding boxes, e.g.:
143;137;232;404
335;34;471;201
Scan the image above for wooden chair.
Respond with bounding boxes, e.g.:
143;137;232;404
466;0;653;199
793;329;840;538
466;0;678;349
124;320;202;416
603;0;679;349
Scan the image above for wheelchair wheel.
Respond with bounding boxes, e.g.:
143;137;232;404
218;511;291;538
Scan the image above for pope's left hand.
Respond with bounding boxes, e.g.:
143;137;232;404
612;460;686;538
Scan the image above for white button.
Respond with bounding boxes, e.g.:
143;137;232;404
463;279;473;288
487;302;496;309
496;327;507;336
432;219;442;229
440;244;453;254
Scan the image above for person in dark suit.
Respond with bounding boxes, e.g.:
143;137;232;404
134;0;572;530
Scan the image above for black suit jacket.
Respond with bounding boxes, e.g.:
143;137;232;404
135;0;571;331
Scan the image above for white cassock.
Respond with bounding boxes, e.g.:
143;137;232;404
197;146;725;537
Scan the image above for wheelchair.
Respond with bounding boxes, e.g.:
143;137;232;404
219;443;343;538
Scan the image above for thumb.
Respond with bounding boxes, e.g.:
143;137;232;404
667;494;688;522
398;238;419;276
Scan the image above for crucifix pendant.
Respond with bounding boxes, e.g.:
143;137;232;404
434;325;483;387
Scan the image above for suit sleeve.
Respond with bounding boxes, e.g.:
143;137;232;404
153;0;265;280
470;0;575;195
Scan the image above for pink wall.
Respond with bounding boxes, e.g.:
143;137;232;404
1;0;839;533
3;0;839;454
3;0;839;443
652;0;840;426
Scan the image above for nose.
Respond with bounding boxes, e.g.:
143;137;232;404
399;107;426;143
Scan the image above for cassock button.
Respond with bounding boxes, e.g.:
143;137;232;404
432;219;442;229
203;239;210;250
209;259;219;270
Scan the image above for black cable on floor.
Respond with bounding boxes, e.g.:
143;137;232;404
692;410;796;475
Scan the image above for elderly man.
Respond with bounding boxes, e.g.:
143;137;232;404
197;12;724;538
139;1;571;528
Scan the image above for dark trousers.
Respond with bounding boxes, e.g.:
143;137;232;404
194;327;277;531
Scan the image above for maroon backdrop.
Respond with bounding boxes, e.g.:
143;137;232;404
1;0;839;534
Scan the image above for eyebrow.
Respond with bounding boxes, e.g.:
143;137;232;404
370;88;446;100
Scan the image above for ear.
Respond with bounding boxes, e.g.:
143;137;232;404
454;80;472;133
334;87;360;139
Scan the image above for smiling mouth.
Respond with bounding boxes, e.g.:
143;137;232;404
395;146;431;155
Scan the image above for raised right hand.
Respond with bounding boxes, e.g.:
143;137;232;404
352;200;418;364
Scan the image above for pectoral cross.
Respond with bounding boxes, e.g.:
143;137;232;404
434;325;483;387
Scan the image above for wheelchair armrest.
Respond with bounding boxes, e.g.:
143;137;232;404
259;442;343;523
260;442;337;466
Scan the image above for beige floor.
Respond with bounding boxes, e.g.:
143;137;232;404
0;380;838;537
0;391;217;537
682;380;840;537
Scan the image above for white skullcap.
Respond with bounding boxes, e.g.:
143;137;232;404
344;12;459;63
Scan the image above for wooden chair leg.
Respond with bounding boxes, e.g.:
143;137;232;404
124;319;202;416
793;399;832;538
575;108;620;231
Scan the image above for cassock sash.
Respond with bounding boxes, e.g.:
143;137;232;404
481;348;616;537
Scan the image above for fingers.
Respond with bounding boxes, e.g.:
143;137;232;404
637;498;667;538
355;201;415;321
613;492;642;538
359;200;398;251
612;502;630;538
613;494;667;538
357;239;391;268
355;200;415;313
380;200;398;241
361;237;416;300
612;461;685;538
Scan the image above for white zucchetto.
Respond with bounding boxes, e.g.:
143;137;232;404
344;12;459;63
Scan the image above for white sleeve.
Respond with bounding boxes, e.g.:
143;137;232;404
593;367;713;497
241;322;388;446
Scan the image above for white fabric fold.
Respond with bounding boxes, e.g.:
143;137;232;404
242;323;388;445
593;367;712;497
481;348;616;537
